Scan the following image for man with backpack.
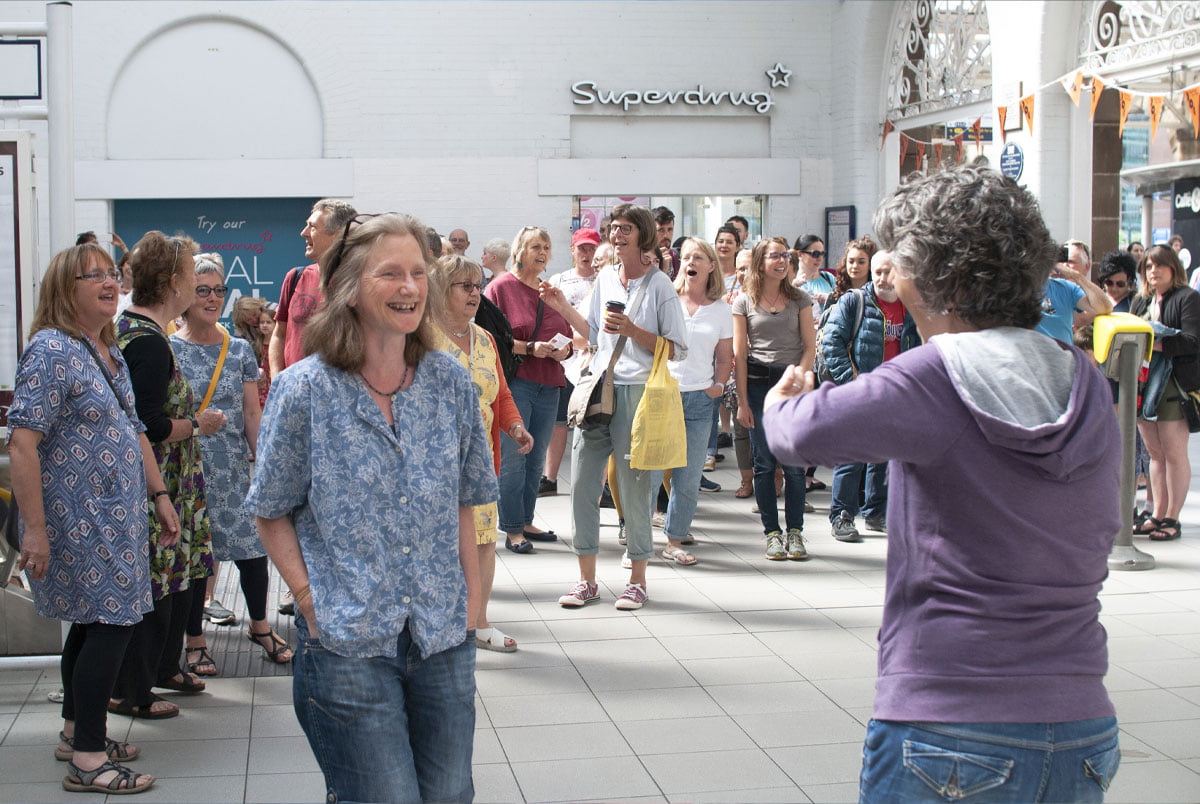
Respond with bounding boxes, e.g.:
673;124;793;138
818;250;919;542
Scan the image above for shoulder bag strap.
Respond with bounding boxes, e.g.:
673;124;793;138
79;337;137;421
197;325;230;412
604;271;653;374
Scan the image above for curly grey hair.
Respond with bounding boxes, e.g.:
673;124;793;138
872;166;1056;330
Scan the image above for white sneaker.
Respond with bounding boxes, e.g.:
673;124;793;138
614;583;648;610
621;552;632;569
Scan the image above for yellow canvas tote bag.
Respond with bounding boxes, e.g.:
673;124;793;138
629;336;686;470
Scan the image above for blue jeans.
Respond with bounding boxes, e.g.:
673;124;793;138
572;384;654;561
651;391;718;541
292;614;477;804
830;461;887;522
746;375;806;533
499;378;560;534
859;718;1120;804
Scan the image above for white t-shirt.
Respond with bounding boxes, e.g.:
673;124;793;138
586;264;688;385
550;269;598;384
670;298;733;392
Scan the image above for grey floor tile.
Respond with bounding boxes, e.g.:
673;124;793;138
1116;657;1200;689
0;686;30;715
510;755;659;803
472;761;523;804
123;773;245;803
249;703;305;739
544;615;653;642
245;771;327;803
1111;688;1200;723
482;691;608;728
667;786;809;803
0;781;91;803
682;656;801;686
474;640;571;669
560;637;674;664
706;680;841;716
127;703;252;742
476;665;588;698
756;628;871;656
619;715;755;754
176;677;256;709
595;686;723;722
729;609;840;632
799;781;860;803
637;611;749;638
785;649;878;681
1121;719;1200;759
0;744;70;783
0;710;60;746
247;735;320;775
807;677;877;710
735;708;866;748
131;738;251;778
577;659;695;692
643;747;792;794
496;721;632;763
659;632;771;661
1104;759;1200;803
473;728;505;765
252;677;295;707
768;742;865;786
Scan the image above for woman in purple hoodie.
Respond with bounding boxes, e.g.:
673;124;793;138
764;167;1122;804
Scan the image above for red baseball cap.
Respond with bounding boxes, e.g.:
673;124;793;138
572;228;601;247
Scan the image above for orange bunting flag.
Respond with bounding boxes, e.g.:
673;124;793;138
1118;90;1133;137
997;106;1008;143
1020;94;1035;135
1089;76;1106;120
1186;87;1200;139
880;120;894;150
934;141;944;167
899;133;910;167
1149;96;1165;140
1061;71;1083;107
971;117;982;145
915;141;926;170
954;132;965;163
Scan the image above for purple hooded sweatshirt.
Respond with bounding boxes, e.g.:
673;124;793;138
764;327;1120;723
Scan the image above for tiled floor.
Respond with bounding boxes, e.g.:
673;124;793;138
3;442;1200;803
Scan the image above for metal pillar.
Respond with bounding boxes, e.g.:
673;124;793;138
46;1;73;253
1109;339;1155;570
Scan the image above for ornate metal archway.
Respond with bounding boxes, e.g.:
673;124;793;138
1079;1;1200;73
884;0;992;121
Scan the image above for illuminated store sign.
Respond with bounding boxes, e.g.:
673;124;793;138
572;63;791;115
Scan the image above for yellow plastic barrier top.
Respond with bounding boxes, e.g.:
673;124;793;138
1092;312;1154;365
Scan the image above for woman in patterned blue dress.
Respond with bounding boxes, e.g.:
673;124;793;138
247;213;496;804
172;255;292;674
8;244;178;794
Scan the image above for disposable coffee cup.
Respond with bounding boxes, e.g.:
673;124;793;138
604;300;626;332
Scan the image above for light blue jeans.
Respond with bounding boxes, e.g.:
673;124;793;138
499;377;560;534
651;390;718;542
571;384;654;561
292;614;476;803
859;717;1120;804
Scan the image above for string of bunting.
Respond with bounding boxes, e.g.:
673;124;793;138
881;68;1200;169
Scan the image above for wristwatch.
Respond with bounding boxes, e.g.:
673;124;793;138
189;415;200;437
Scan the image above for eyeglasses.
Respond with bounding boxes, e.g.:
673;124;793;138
451;281;484;293
802;250;826;259
765;251;790;261
75;270;122;284
194;285;229;298
609;223;635;235
1104;279;1128;288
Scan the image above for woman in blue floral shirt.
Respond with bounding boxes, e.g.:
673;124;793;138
247;213;496;804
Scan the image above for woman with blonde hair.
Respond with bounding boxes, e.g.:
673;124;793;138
431;254;534;651
8;243;175;794
733;237;815;561
483;226;573;553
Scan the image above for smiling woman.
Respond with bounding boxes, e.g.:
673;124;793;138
247;213;497;803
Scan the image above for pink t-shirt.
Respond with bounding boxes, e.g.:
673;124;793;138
276;264;322;369
483;272;571;387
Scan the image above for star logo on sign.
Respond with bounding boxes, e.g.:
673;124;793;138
766;63;792;88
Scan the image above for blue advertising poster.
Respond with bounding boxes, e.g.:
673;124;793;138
115;198;315;326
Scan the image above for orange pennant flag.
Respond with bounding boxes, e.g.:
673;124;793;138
1020;94;1035;135
997;106;1008;143
1089;76;1106;121
1118;90;1133;137
899;133;910;167
971;117;982;146
954;132;965;163
1186;87;1200;139
1061;71;1083;107
1149;95;1165;140
915;141;926;170
880;120;894;150
934;141;944;167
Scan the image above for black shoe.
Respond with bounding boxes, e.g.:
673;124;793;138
716;432;733;449
714;452;726;462
699;476;722;493
538;476;558;497
523;529;557;542
864;517;887;533
599;486;616;509
505;536;534;554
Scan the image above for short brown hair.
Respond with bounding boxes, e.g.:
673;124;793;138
609;204;658;253
303;213;437;372
31;244;118;346
128;231;198;306
1140;245;1189;296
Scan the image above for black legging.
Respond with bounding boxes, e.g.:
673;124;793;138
185;557;271;637
61;622;134;753
112;587;192;705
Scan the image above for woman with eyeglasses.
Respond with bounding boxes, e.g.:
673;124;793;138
733;237;815;561
432;254;534;653
106;232;222;721
483;226;573;553
8;244;177;794
171;255;292;675
247;213;495;802
1130;245;1200;542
